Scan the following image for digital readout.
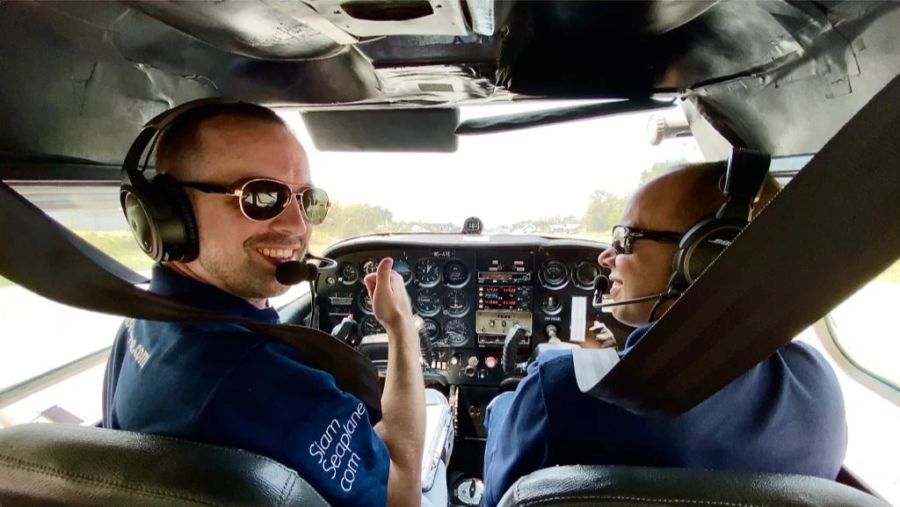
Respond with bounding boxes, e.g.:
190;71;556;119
477;271;532;285
478;285;532;311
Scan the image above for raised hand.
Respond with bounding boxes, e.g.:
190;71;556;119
364;257;414;335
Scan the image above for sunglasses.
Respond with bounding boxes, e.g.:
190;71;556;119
177;178;330;224
611;225;682;255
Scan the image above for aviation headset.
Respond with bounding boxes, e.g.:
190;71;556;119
120;98;243;262
667;148;771;296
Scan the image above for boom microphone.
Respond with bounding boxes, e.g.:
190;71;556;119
275;253;338;286
591;274;667;309
276;260;317;285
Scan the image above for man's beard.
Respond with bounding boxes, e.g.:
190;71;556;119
201;239;305;301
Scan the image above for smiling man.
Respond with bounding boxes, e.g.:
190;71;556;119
103;101;427;507
480;162;848;506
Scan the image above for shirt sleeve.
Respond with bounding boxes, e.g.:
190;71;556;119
189;341;390;507
481;366;554;507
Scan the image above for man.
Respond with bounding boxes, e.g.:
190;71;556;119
481;162;847;506
103;102;427;506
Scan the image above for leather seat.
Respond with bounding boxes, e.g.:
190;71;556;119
0;423;329;506
498;465;888;506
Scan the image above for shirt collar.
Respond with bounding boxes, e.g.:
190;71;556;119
149;264;280;324
622;321;656;352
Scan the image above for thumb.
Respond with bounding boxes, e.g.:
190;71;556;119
376;257;394;296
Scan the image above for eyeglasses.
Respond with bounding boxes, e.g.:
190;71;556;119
177;178;330;225
611;225;682;255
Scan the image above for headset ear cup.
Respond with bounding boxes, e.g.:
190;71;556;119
674;218;744;286
152;174;199;262
121;184;163;261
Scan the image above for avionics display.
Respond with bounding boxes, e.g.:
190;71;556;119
476;255;532;285
478;285;532;311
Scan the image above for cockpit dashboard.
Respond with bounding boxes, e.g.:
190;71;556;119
317;234;615;388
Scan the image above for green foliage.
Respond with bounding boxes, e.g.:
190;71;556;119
581;190;626;233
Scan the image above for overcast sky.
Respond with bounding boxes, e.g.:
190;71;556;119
280;102;703;227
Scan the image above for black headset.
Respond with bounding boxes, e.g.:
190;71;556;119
668;148;771;296
120;98;242;262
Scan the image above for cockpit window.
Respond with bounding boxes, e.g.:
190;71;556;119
829;258;900;391
281;103;704;252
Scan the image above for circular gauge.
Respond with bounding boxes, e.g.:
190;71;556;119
359;316;384;337
453;477;483;506
338;262;358;285
392;259;413;285
357;290;374;315
542;293;562;315
540;259;569;289
443;260;469;287
573;261;600;289
443;289;470;317
445;319;469;347
415;258;441;287
419;318;441;344
360;258;378;276
414;288;442;317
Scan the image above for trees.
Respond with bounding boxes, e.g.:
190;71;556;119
582;190;625;233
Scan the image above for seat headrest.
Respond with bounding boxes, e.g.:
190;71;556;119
499;465;887;507
0;423;329;506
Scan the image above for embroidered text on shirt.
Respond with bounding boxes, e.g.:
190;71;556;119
309;403;368;492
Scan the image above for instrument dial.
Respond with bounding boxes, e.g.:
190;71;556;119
573;261;600;289
339;262;358;285
357;291;374;315
393;259;413;285
540;259;569;288
414;288;442;317
415;258;441;287
453;478;483;506
360;258;379;276
443;289;470;317
419;318;441;344
443;260;469;287
359;316;384;337
445;319;469;347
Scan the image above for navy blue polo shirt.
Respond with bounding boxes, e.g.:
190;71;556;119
103;265;389;507
481;323;848;507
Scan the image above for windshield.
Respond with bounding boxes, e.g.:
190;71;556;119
286;103;703;253
0;102;701;395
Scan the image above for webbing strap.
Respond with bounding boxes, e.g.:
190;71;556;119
590;74;900;415
0;183;382;421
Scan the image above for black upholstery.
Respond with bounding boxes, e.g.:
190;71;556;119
498;465;888;507
0;423;329;506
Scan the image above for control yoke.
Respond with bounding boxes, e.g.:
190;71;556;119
501;323;530;377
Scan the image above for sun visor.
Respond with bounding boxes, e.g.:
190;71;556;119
300;108;459;152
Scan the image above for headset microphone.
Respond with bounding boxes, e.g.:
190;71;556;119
276;260;317;285
275;253;338;286
591;274;667;309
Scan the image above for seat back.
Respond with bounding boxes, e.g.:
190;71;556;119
0;423;330;506
498;465;887;507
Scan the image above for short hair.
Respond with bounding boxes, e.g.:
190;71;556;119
666;160;781;229
155;101;286;179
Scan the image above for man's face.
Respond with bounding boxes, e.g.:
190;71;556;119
178;116;312;305
598;174;688;326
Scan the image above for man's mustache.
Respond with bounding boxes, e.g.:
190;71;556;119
245;233;305;249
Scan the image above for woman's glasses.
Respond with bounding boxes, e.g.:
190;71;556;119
178;178;330;224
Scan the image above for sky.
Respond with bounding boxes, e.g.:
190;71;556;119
280;101;703;227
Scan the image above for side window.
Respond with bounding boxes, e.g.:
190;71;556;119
829;258;900;390
1;184;147;427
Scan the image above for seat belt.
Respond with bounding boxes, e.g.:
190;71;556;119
580;73;900;415
0;184;383;422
